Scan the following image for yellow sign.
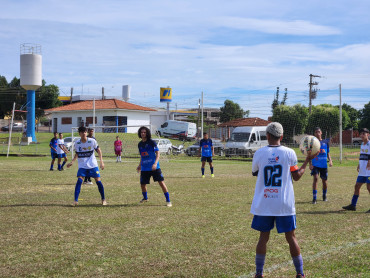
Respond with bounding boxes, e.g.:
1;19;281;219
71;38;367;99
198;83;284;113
160;87;172;102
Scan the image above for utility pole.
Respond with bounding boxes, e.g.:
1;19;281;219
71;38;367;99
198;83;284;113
70;87;73;104
102;87;105;100
309;74;321;114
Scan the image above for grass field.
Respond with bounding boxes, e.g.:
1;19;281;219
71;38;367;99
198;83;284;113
0;156;369;278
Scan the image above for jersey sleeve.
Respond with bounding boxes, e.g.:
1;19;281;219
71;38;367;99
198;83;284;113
93;139;99;150
209;139;213;146
289;149;299;172
252;150;260;175
152;140;159;152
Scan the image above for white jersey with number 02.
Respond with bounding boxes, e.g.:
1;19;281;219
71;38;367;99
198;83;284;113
251;145;299;216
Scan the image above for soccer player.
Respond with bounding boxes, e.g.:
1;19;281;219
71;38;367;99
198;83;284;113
83;128;95;185
198;132;214;178
342;128;370;212
49;132;58;171
67;126;106;206
309;127;333;204
136;126;172;207
250;122;316;278
114;136;123;162
57;133;69;171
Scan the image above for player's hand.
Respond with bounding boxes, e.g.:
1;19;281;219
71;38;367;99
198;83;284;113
152;164;157;171
309;164;314;170
306;150;318;161
100;162;105;170
136;165;141;173
357;165;360;172
66;162;73;168
329;160;333;167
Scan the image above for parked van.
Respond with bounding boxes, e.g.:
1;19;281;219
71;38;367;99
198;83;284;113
157;120;197;140
225;126;268;157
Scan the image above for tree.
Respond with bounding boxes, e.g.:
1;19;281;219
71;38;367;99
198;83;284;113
306;105;350;138
271;87;288;111
219;99;249;123
340;103;360;129
271;104;308;143
359;101;370;129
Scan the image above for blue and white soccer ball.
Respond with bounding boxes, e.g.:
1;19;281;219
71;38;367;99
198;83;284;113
299;135;320;156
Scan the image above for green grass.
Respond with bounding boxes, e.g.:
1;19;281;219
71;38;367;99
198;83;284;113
0;156;369;277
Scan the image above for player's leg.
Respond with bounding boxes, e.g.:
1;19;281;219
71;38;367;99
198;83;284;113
321;168;328;201
140;184;148;202
201;159;206;177
57;156;62;171
94;176;106;205
140;171;150;202
312;172;319;204
73;176;84;206
209;160;214;177
285;230;304;277
155;169;171;207
50;154;56;170
61;156;67;169
343;180;364;211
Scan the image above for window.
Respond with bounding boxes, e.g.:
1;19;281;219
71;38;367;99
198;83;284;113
259;131;267;140
251;133;256;142
230;132;250;142
161;122;168;128
86;117;97;125
61;117;72;125
211;112;220;118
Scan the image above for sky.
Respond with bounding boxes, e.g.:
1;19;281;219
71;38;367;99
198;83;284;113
1;0;370;119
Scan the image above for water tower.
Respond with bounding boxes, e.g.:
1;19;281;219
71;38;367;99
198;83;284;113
122;85;131;102
20;43;42;142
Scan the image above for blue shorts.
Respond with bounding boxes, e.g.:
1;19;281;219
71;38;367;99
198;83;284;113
57;153;66;159
50;152;58;159
356;176;370;184
311;166;328;180
140;169;164;184
77;167;101;178
201;156;213;162
251;215;297;233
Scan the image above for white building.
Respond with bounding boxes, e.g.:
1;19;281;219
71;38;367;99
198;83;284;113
46;99;156;133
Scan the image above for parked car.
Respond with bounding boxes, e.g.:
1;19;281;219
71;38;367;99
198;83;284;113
1;122;24;132
152;138;173;154
64;137;80;151
352;135;370;145
185;140;225;156
157;120;197;140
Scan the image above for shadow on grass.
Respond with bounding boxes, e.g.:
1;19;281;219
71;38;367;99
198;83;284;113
0;203;165;208
298;210;346;215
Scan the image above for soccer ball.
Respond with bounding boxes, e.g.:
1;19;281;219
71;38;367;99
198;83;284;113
299;135;320;156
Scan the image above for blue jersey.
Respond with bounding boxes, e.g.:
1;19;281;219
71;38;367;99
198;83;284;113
312;139;330;168
138;139;160;171
200;138;213;157
49;138;58;153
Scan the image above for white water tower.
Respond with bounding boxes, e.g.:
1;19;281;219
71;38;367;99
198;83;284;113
20;43;42;142
122;85;131;102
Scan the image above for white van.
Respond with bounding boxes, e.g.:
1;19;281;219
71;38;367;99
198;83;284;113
157;120;197;140
225;126;268;157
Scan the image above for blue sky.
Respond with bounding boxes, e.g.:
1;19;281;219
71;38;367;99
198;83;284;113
1;0;370;118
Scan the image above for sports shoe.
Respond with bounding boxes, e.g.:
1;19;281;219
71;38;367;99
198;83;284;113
323;196;327;201
312;199;317;204
102;200;107;206
72;201;78;207
342;204;356;211
140;198;148;203
86;181;93;185
211;174;214;178
166;201;172;207
49;168;54;171
202;175;205;178
366;209;370;213
254;274;264;278
296;274;305;278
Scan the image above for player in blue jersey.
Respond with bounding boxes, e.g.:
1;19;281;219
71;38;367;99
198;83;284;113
198;132;215;178
342;128;370;212
67;126;106;206
49;132;59;171
309;127;333;204
136;126;172;207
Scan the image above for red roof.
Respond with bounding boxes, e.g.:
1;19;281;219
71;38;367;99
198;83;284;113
46;99;156;112
218;117;271;127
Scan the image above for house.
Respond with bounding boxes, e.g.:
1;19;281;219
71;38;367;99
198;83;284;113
46;99;156;133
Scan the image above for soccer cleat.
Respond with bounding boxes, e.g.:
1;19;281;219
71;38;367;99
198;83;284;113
102;200;107;206
323;196;327;202
202;175;205;178
342;204;356;211
140;198;148;203
86;181;93;185
312;199;317;204
296;274;305;278
49;169;54;171
166;202;172;207
211;174;214;178
254;274;264;278
72;201;78;207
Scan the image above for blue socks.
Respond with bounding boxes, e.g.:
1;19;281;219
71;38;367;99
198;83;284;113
201;168;205;175
313;190;317;201
164;192;170;202
58;164;61;170
142;191;148;200
50;164;53;170
61;161;66;168
351;194;359;206
74;178;83;202
323;189;327;199
96;181;105;200
210;167;214;174
255;253;265;275
292;254;304;276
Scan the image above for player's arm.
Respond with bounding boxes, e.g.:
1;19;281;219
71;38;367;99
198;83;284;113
59;143;69;154
96;147;104;170
67;152;78;168
152;151;160;171
328;153;333;167
291;152;315;181
49;142;57;152
137;157;142;172
198;145;202;157
211;146;215;156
